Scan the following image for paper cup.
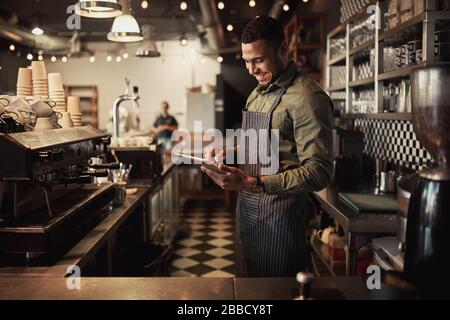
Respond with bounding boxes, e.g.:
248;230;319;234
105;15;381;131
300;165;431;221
67;96;81;114
31;61;47;80
17;68;32;87
48;73;64;92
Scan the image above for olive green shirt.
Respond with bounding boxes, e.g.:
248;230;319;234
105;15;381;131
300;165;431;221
246;62;334;196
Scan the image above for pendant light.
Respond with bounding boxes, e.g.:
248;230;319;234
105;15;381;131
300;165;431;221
75;0;123;19
107;0;143;42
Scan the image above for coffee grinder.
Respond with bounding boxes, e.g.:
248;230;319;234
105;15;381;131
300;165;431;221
405;67;450;299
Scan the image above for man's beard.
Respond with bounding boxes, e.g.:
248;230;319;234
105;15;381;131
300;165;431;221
257;58;284;88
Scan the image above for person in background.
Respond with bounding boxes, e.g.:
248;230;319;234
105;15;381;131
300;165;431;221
153;101;178;150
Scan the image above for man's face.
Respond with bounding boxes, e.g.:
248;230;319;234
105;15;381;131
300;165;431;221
161;102;169;113
242;39;287;88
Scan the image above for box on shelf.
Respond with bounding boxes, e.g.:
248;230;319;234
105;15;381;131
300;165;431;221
400;0;414;24
387;0;400;30
414;0;425;16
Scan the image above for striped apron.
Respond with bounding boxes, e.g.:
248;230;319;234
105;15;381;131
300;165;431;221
237;72;310;277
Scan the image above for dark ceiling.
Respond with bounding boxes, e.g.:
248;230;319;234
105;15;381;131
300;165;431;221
0;0;289;43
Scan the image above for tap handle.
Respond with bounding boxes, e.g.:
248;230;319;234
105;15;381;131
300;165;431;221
296;272;315;300
125;77;130;95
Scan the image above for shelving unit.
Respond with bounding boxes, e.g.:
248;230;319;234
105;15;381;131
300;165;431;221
309;234;346;277
64;85;99;128
349;40;375;56
340;112;413;121
284;13;325;85
326;0;450;117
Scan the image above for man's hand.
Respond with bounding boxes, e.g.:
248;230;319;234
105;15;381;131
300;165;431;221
204;145;225;163
201;164;258;192
204;145;237;164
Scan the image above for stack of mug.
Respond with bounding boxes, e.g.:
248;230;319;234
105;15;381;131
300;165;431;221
31;61;49;98
67;96;82;127
48;73;67;113
31;98;62;131
16;68;33;97
0;96;37;133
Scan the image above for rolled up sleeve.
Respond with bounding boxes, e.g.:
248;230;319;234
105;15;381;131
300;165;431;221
262;90;334;195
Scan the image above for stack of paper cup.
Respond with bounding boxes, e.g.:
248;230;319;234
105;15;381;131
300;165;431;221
48;73;66;113
67;96;82;127
17;68;33;97
32;61;48;98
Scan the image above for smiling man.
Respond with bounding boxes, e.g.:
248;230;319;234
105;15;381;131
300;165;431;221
202;16;334;277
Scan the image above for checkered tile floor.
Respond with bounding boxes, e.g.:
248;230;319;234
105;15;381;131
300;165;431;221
169;199;237;278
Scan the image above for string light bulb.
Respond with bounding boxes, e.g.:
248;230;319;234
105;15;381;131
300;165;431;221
180;1;187;10
27;53;33;61
180;36;188;46
141;0;149;9
31;26;44;36
62;56;68;62
226;24;234;32
283;3;289;11
51;56;57;62
249;0;256;8
90;56;96;63
217;56;223;63
218;1;225;10
106;55;112;62
9;44;15;51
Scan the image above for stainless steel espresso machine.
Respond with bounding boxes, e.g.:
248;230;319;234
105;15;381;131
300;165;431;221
0;126;117;265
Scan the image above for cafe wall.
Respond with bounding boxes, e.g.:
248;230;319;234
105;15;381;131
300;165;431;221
46;40;220;132
0;51;28;94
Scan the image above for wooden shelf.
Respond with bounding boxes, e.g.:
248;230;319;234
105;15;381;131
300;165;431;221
328;22;347;39
340;113;413;121
349;77;375;88
328;84;347;92
341;0;378;25
285;12;324;86
379;12;426;42
65;85;99;129
309;234;345;277
349;40;374;56
379;63;425;81
328;54;346;66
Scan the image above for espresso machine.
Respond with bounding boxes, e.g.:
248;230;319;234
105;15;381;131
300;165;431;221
0;126;118;265
404;67;450;299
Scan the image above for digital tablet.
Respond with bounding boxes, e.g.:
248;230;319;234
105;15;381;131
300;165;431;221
173;153;228;174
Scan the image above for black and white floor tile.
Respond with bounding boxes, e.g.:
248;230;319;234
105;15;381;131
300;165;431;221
169;199;237;278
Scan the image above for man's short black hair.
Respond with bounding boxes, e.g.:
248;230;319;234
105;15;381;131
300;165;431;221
241;16;285;48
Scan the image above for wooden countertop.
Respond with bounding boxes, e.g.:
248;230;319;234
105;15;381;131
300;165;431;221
0;276;368;300
234;277;368;300
0;277;233;300
313;185;397;233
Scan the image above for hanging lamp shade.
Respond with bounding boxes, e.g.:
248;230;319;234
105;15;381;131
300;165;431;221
75;0;123;19
107;14;144;42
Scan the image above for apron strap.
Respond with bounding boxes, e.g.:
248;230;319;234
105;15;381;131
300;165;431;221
264;70;299;126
